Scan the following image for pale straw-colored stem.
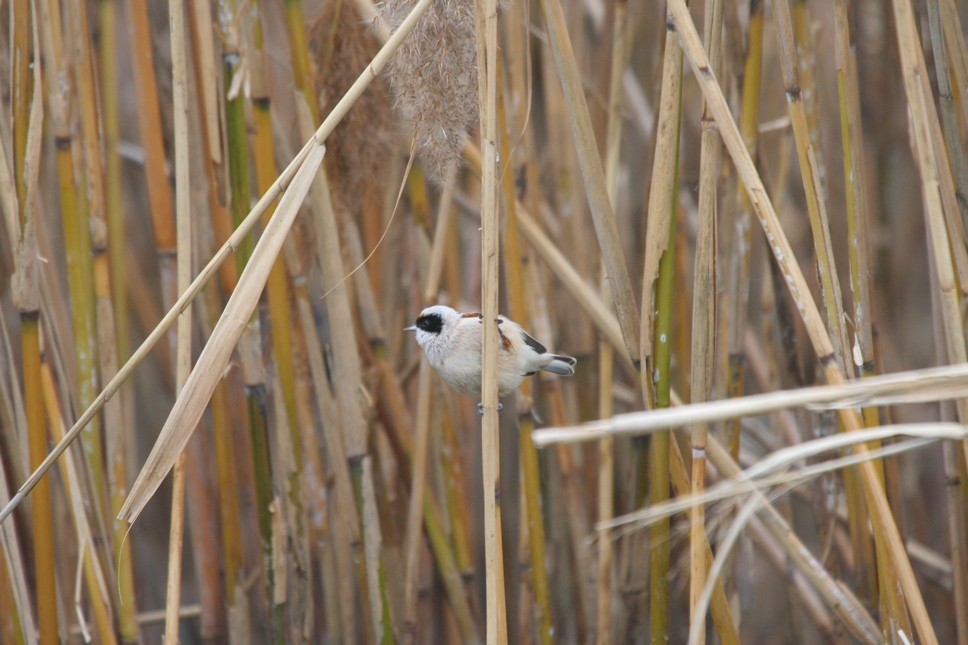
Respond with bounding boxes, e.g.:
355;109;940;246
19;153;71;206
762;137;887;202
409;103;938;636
163;0;192;640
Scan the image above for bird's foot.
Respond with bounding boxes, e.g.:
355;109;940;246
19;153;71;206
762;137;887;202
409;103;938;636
477;402;504;415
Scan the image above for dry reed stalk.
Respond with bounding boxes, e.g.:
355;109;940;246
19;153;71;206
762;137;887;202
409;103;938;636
665;442;739;645
940;0;968;152
922;15;968;633
187;0;237;296
39;362;118;645
927;0;968;234
695;440;880;644
534;361;968;445
689;0;723;639
773;0;850;375
724;0;763;459
536;0;640;368
472;0;508;636
401;171;459;641
594;1;630;639
12;2;56;642
313;166;391;644
125;0;179;285
96;3;140;635
889;17;968;639
663;4;937;642
687;428;956;645
494;53;555;644
249;12;318;636
0;320;32;645
641;12;685;642
162;0;192;640
44;0;110;531
292;275;361;639
834;0;889;621
774;0;882;625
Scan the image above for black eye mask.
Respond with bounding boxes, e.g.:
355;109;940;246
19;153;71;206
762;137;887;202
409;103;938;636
416;313;443;334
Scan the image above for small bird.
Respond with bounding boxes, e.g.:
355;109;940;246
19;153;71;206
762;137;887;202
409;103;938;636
405;305;576;407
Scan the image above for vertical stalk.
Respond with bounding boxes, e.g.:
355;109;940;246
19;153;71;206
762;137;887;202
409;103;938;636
690;0;723;640
163;0;192;641
12;3;56;643
597;2;630;639
642;13;685;643
24;316;56;645
497;56;553;645
96;1;139;638
474;0;507;636
725;0;763;459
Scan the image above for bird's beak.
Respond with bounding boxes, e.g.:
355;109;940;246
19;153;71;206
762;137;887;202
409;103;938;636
404;325;417;332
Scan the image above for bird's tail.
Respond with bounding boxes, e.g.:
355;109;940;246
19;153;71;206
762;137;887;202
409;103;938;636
542;355;577;376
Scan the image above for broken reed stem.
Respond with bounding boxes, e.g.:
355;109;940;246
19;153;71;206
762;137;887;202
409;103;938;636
643;13;685;642
474;0;508;636
666;4;938;642
163;0;192;640
689;0;723;638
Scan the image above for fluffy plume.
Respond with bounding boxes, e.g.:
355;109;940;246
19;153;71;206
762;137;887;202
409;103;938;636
375;0;478;183
310;0;394;214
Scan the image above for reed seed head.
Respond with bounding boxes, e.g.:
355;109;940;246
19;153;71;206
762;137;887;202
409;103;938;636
375;0;479;183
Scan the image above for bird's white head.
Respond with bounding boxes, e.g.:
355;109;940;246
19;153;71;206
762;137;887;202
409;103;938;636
404;305;462;348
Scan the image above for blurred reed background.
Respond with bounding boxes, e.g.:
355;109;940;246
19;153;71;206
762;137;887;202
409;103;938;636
2;0;968;643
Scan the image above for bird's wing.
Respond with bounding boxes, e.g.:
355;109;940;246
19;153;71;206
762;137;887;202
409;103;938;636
518;327;548;355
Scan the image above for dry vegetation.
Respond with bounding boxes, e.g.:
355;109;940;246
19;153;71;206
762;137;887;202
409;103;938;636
3;0;968;643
